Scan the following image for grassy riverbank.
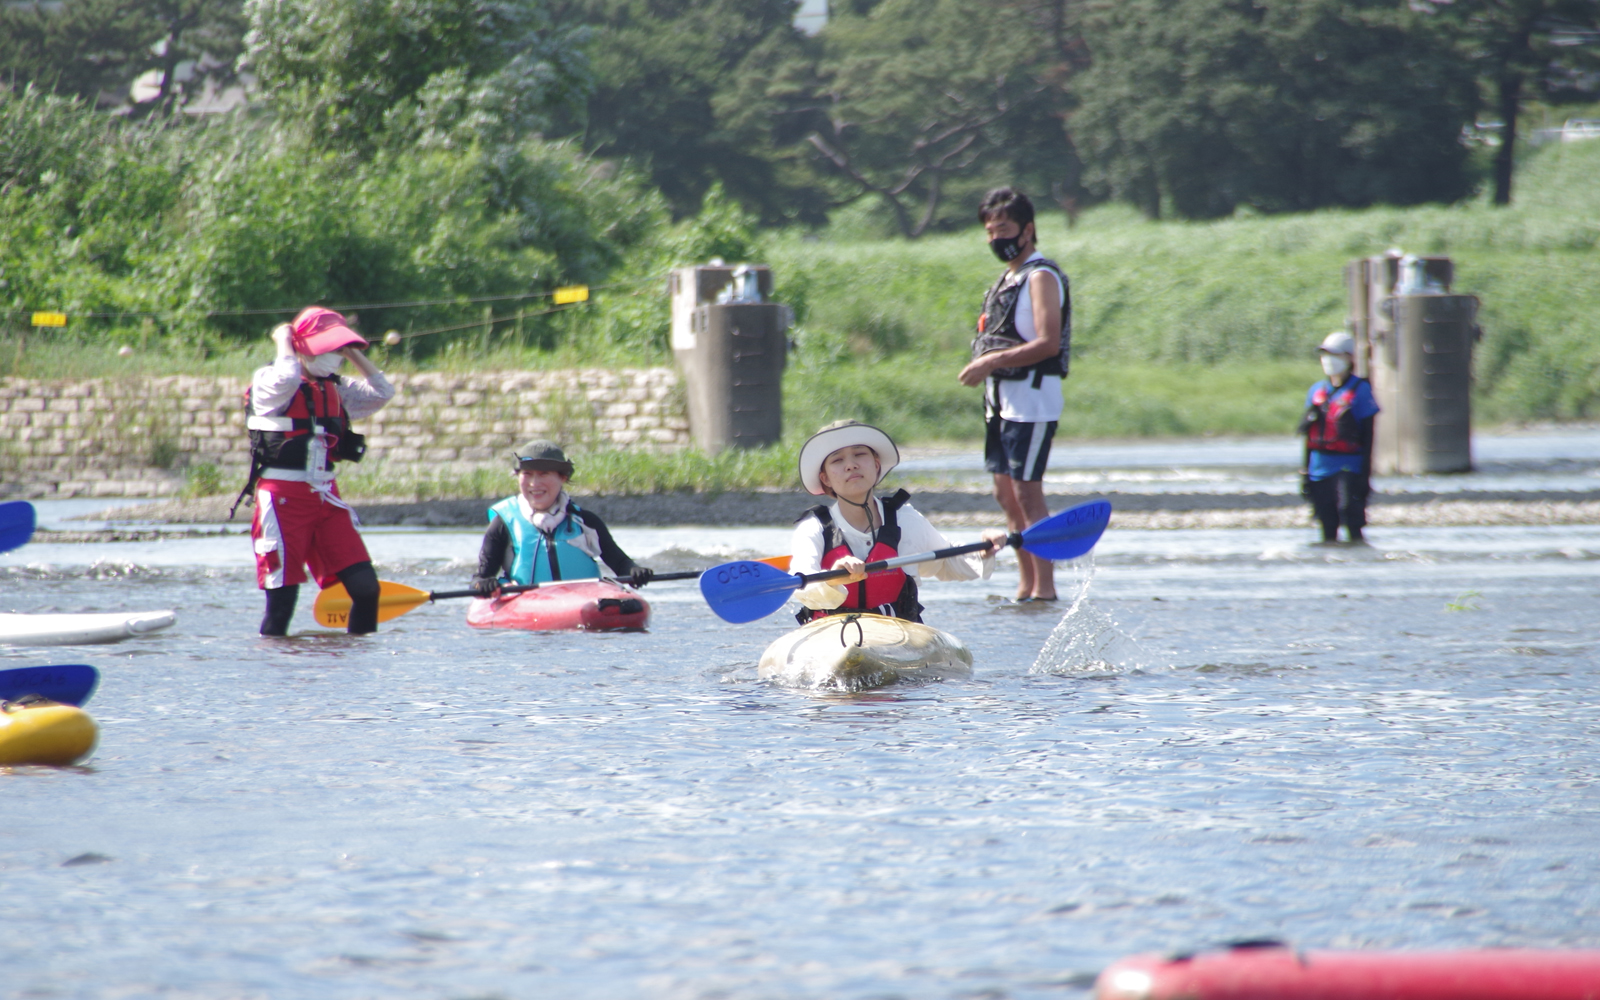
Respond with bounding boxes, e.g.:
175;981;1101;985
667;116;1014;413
7;139;1597;467
333;445;805;500
771;136;1600;430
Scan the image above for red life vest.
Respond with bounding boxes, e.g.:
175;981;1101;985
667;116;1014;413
229;375;364;520
796;489;922;625
1307;377;1366;455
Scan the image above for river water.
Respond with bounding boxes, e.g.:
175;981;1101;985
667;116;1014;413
898;425;1600;496
3;514;1599;999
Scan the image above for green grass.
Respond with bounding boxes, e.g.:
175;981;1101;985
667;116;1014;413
334;443;804;499
9;138;1599;446
771;138;1600;422
313;356;1308;499
785;352;1309;442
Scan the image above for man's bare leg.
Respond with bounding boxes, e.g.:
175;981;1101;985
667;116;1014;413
992;474;1035;599
1012;478;1055;599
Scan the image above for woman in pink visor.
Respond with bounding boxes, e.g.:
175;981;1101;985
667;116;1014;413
236;307;395;636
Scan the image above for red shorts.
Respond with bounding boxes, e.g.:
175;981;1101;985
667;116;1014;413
250;479;371;590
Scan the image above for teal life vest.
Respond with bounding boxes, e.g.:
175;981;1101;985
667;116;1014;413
488;497;600;584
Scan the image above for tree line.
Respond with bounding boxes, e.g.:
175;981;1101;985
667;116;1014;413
5;0;1596;232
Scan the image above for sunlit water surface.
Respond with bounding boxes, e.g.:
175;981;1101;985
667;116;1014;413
3;521;1599;999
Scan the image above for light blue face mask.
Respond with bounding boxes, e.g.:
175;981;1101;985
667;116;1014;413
1321;354;1350;377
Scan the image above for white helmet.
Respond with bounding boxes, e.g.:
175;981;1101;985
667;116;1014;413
1318;331;1356;355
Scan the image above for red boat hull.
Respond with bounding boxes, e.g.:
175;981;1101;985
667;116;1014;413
1096;945;1600;1000
465;581;650;632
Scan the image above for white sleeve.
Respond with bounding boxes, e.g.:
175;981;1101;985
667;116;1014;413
789;515;848;610
338;370;396;420
251;358;304;415
896;504;993;582
789;517;826;575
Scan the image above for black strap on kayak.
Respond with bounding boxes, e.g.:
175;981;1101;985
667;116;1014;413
838;613;865;648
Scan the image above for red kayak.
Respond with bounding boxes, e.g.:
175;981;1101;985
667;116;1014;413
466;580;650;632
1096;942;1600;1000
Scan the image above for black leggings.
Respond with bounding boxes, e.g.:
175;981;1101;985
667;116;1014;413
1306;471;1369;542
259;560;380;636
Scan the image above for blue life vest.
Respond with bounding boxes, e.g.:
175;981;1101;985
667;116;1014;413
488;497;600;584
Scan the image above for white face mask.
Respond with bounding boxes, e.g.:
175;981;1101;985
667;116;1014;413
304;353;344;378
1321;354;1350;377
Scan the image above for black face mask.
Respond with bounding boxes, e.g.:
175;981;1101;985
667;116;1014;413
989;226;1028;263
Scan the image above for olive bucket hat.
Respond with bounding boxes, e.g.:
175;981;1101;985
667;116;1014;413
512;440;574;476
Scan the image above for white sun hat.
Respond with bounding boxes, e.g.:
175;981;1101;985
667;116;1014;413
798;420;900;497
1319;331;1356;355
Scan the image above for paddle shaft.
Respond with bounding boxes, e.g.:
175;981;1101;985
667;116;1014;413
441;570;698;596
434;555;786;596
649;570;708;582
792;533;1021;588
430;583;538;601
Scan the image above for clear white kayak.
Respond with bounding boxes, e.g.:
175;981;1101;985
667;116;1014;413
758;612;973;692
0;610;177;647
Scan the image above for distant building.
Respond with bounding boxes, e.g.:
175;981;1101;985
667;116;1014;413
795;0;827;35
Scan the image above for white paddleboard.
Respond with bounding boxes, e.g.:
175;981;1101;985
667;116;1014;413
0;610;177;647
758;612;973;691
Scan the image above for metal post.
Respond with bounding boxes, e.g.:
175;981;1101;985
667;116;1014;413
669;265;790;453
1353;253;1478;474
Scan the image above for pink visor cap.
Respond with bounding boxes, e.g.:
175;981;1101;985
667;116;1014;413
291;307;368;355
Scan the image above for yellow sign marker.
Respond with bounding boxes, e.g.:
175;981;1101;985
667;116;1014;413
552;285;590;305
31;312;67;327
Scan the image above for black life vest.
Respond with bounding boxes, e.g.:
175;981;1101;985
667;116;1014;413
971;256;1072;388
795;489;923;625
1307;377;1367;455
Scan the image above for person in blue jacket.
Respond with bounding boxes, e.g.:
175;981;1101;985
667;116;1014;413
470;441;650;594
1299;332;1380;545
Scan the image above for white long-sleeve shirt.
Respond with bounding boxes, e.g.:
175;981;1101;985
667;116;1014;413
250;357;395;419
788;495;994;611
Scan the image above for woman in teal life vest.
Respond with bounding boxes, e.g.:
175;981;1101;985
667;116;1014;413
470;441;651;594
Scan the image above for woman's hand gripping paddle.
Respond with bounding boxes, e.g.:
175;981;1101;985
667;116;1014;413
699;498;1113;624
0;665;99;706
0;501;37;554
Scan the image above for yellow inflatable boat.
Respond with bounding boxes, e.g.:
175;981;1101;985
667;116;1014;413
0;701;98;766
758;613;973;691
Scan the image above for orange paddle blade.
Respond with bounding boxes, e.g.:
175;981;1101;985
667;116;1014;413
757;555;791;571
313;581;432;628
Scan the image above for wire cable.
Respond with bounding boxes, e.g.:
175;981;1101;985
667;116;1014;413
4;273;663;323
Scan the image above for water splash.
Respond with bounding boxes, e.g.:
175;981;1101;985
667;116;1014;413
1030;554;1145;674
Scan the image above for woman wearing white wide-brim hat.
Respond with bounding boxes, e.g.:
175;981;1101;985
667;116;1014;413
787;420;1010;624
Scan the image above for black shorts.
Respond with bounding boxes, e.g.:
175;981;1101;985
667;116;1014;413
984;417;1057;482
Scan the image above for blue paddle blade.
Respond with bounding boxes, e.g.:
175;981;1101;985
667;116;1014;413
0;500;36;554
0;665;99;706
699;560;802;624
1020;498;1112;561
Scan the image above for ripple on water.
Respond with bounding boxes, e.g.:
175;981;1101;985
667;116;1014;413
0;525;1598;998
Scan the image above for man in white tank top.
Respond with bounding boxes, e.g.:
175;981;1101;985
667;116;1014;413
958;188;1067;602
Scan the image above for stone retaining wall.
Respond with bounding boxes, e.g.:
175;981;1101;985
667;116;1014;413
0;369;688;499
